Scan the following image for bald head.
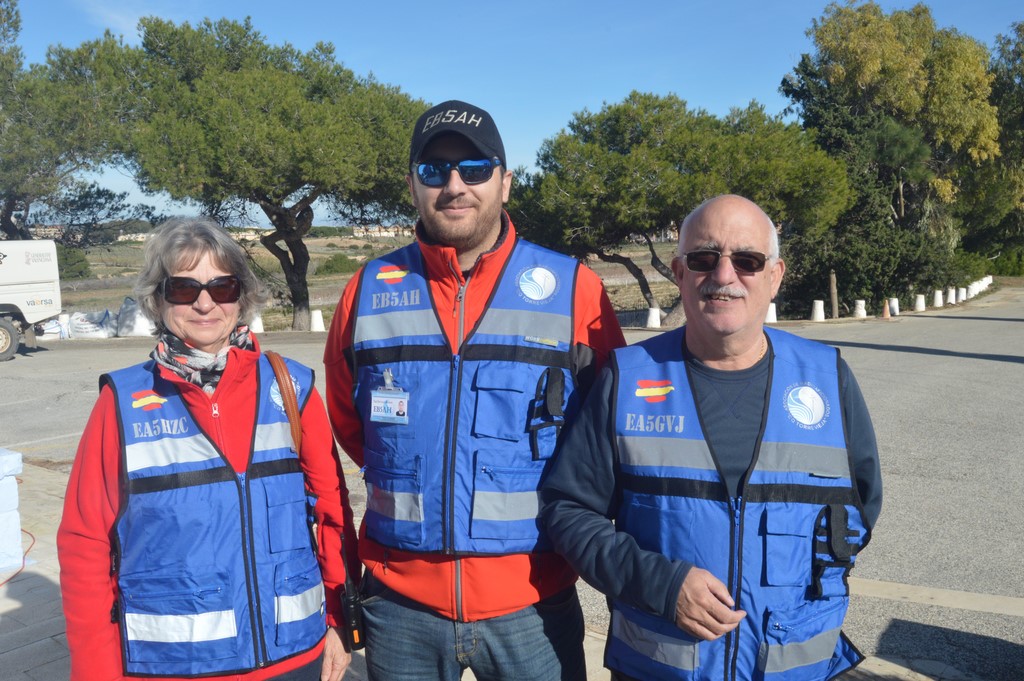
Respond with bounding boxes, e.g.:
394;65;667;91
677;195;778;260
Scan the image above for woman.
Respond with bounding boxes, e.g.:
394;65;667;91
58;217;357;681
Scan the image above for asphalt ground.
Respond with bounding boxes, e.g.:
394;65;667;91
3;285;1023;679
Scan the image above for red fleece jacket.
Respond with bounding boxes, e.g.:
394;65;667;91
57;338;357;681
323;217;626;621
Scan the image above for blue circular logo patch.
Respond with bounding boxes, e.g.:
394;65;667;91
518;267;559;303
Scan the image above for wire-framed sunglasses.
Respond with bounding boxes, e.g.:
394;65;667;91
161;275;242;305
683;249;769;274
414;157;502;187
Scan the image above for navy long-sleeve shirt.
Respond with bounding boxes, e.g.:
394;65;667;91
542;346;882;623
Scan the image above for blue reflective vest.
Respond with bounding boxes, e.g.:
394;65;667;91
350;239;580;554
607;327;868;681
105;357;325;677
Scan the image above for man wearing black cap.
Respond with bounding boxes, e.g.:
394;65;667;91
324;100;625;680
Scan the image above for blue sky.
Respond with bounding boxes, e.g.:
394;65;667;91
14;0;1024;221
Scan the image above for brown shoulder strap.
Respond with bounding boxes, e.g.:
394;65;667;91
265;350;302;452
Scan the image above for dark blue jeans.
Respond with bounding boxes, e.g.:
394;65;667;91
360;574;586;681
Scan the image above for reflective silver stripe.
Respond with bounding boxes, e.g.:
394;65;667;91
354;309;440;344
276;582;325;624
611;609;698;671
759;625;841;672
366;482;423;522
254;422;293;453
124;609;237;643
617;436;716;470
472;490;540;522
756;442;850;479
476;309;571;344
125;434;220;473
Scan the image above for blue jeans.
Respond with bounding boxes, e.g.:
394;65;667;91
360;574;586;681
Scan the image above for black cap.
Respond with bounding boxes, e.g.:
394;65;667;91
409;100;506;167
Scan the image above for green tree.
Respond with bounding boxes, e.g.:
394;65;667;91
0;0;117;241
781;1;1003;311
56;243;93;279
510;92;850;315
54;17;421;329
956;21;1024;271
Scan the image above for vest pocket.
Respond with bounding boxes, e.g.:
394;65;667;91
470;452;544;540
363;452;425;548
264;480;313;554
273;557;326;646
119;569;237;663
473;366;529;442
763;507;813;587
620;495;696;559
757;598;846;679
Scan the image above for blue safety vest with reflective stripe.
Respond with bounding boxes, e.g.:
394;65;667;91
350;239;579;554
607;327;868;681
104;357;325;677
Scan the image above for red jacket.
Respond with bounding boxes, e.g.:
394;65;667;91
57;338;357;681
323;217;625;621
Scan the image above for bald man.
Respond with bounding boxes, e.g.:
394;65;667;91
542;195;882;681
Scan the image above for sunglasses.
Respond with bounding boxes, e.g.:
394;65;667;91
683;249;769;274
162;275;242;305
414;157;502;187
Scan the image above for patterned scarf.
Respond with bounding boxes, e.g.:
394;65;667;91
151;325;254;394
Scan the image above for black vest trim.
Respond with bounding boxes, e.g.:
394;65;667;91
354;345;452;366
249;458;303;480
620;473;729;502
744;483;858;506
127;466;236;495
461;344;572;369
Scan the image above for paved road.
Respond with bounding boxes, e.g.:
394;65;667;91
2;285;1023;679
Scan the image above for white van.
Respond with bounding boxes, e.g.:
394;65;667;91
0;240;62;361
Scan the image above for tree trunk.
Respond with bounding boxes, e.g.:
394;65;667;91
594;249;657;308
257;201;316;331
642;233;676;282
0;197;33;240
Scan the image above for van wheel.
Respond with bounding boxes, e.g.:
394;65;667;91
0;317;19;361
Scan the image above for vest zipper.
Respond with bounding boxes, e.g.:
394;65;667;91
236;472;265;667
445;262;468;619
443;354;463;554
726;495;745;681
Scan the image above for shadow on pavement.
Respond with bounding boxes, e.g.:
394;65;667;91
876;618;1024;681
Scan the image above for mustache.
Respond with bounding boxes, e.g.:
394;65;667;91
699;282;747;299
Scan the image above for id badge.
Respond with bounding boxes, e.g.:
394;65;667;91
370;389;410;425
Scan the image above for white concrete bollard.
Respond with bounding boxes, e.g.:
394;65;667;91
889;298;900;316
250;314;265;333
914;294;926;312
310;309;326;332
957;287;967;303
645;307;661;329
946;287;956;305
933;290;944;308
0;448;24;571
811;300;825;321
765;303;777;324
853;300;866;318
967;284;977;299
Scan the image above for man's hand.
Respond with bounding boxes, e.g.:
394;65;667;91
320;626;352;681
674;567;746;640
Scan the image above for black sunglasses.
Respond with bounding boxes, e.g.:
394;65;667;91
683;249;769;274
162;275;242;305
414;157;502;187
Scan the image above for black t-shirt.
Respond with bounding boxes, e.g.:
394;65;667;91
686;350;771;498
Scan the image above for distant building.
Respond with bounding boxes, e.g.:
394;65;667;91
28;225;66;240
352;224;415;239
